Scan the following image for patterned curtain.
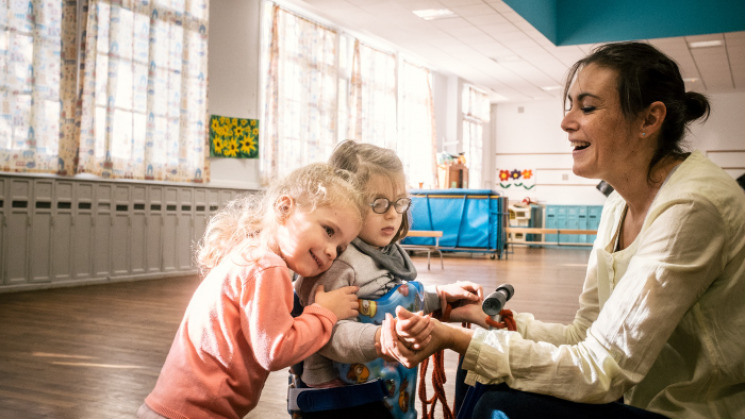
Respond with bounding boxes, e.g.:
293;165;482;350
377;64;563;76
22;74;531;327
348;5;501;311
347;39;397;151
1;0;66;173
77;0;209;182
1;0;209;183
261;4;339;182
398;60;436;189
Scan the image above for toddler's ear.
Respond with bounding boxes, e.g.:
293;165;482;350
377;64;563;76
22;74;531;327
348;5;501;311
274;195;295;221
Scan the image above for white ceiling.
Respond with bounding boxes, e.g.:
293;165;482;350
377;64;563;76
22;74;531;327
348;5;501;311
283;0;745;103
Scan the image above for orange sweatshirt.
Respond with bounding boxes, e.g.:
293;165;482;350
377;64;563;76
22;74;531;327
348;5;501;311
144;249;336;419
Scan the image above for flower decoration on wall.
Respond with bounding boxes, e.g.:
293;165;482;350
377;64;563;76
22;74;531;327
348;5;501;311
498;168;535;190
210;115;259;159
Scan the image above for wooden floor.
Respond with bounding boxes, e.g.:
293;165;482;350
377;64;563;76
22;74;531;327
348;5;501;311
0;246;590;419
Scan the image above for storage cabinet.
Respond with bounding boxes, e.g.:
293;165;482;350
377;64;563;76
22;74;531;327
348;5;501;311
72;182;94;280
544;204;603;244
131;185;148;275
93;183;113;278
6;178;32;285
52;181;74;282
146;186;164;274
0;174;255;292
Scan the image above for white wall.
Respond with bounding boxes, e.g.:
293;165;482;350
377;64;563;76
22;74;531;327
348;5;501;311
491;91;745;206
205;2;745;202
207;0;263;189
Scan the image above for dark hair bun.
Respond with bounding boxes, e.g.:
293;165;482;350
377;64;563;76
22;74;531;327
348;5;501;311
684;92;711;122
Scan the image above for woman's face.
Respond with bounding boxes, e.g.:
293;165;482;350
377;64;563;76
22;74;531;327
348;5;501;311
561;64;642;182
359;174;407;248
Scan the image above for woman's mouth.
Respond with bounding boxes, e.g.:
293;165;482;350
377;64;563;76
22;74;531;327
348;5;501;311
571;140;590;151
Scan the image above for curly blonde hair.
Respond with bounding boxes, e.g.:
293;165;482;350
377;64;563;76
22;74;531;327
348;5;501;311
196;163;366;273
328;140;410;243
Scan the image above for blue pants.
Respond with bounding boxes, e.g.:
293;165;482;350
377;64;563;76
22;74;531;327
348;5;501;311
459;383;668;419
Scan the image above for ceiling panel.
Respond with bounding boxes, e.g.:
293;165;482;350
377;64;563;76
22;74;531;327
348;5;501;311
291;0;745;102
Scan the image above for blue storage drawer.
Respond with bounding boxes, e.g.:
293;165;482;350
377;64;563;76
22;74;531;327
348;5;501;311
544;204;604;244
403;189;506;258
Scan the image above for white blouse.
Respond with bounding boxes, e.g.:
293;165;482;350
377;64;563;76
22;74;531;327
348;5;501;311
462;151;745;418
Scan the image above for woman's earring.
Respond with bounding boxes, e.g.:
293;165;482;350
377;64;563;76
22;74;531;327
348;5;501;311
641;132;646;137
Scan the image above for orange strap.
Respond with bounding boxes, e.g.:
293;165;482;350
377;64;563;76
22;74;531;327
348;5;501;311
418;307;517;419
484;309;516;331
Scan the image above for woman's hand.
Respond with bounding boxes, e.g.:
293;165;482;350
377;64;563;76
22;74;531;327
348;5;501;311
383;307;476;368
314;285;360;320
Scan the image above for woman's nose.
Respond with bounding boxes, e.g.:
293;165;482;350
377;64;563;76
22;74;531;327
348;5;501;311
561;108;578;133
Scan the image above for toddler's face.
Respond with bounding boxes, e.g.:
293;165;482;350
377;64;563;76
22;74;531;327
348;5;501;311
275;202;361;277
359;174;407;248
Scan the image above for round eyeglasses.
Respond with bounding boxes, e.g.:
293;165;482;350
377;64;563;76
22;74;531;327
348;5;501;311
369;197;412;214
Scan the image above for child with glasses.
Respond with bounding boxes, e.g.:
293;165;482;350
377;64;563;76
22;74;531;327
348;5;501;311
292;140;488;418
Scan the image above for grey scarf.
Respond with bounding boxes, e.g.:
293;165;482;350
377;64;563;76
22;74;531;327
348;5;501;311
351;237;417;281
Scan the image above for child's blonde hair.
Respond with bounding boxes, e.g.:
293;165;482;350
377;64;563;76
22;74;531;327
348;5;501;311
196;162;366;273
328;140;410;243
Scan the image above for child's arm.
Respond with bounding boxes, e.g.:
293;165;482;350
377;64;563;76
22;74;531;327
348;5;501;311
448;301;490;329
297;261;381;364
437;281;483;304
313;285;359;320
247;265;346;371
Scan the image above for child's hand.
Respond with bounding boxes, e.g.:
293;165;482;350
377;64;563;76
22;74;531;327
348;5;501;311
375;313;419;364
314;285;360;320
437;281;483;303
395;306;433;349
449;301;490;328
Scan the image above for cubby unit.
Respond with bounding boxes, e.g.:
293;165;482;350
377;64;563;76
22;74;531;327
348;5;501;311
543;204;603;245
0;173;255;293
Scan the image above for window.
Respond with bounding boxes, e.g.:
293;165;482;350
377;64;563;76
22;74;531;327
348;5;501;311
1;0;209;182
1;0;63;172
347;40;397;151
398;61;435;189
261;4;339;180
78;1;209;182
462;85;490;188
261;2;436;188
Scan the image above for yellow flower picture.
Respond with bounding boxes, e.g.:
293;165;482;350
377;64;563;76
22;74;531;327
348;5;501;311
209;115;259;158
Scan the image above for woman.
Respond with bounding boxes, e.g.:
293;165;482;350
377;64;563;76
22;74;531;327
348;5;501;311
383;42;745;418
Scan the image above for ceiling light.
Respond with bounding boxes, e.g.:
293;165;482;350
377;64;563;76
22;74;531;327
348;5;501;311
412;8;456;20
683;77;698;83
688;40;723;49
541;85;562;91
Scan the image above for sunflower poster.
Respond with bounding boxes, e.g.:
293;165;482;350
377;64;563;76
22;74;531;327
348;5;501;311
209;115;259;158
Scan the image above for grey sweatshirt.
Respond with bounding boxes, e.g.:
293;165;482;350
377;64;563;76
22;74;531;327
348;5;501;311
294;243;440;386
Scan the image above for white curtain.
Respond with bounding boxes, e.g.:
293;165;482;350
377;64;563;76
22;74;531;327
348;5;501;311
77;0;209;182
347;40;397;151
262;4;339;182
398;60;436;189
0;0;65;173
462;85;490;188
262;2;437;188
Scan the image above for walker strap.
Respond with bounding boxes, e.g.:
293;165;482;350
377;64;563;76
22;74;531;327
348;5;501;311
287;379;387;413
